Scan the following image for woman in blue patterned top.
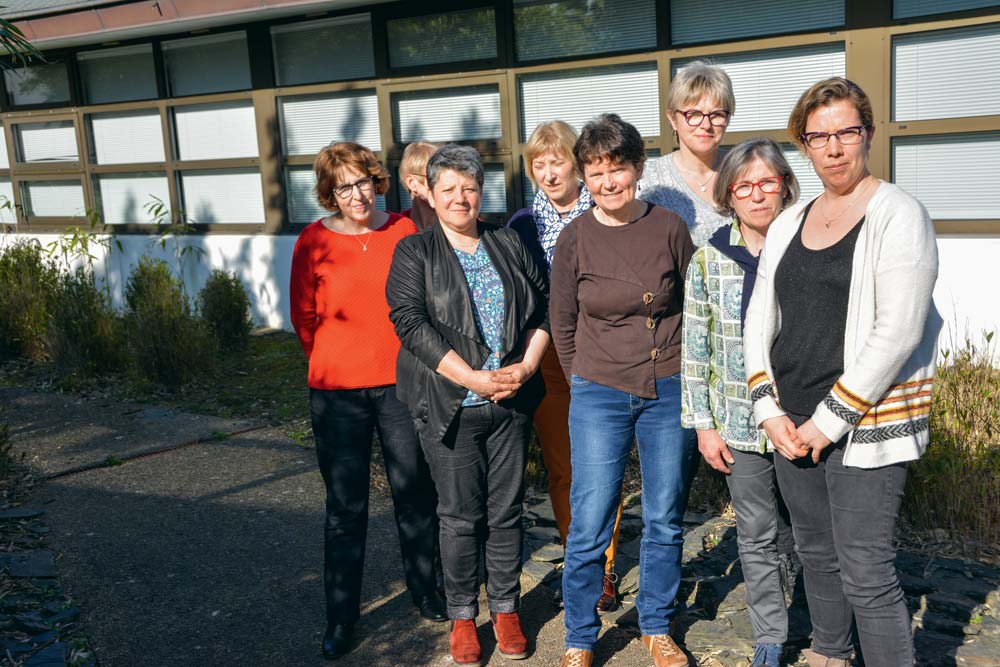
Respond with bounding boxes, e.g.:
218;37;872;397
387;145;550;667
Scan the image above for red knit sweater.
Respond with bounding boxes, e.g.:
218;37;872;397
289;213;418;390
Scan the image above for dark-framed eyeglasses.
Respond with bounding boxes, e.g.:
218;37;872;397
676;109;731;127
729;176;783;199
333;176;376;199
800;125;870;149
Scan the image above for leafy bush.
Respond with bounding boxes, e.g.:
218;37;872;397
0;240;60;361
124;257;212;387
46;268;126;379
199;269;253;352
903;334;1000;546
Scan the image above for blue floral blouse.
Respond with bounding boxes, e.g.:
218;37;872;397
454;243;506;406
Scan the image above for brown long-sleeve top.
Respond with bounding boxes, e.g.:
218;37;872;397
549;202;695;398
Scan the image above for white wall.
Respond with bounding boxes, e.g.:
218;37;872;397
934;235;1000;357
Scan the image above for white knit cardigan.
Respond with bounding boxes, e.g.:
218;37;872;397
743;181;943;468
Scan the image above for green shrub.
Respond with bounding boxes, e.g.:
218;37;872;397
124;257;212;387
199;269;253;352
903;335;1000;546
46;268;127;379
0;240;60;361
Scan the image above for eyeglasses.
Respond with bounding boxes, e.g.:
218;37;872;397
333;177;375;199
676;109;731;127
800;125;870;149
729;176;783;199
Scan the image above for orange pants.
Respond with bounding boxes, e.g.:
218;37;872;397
534;345;623;571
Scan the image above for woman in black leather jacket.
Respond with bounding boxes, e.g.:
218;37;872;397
386;144;549;667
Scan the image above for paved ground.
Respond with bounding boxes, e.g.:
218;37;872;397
2;386;998;667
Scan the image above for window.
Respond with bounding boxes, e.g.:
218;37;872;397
21;180;85;217
179;169;265;225
279;90;381;156
14;121;79;163
893;0;999;19
271;15;375;85
162;32;251;98
387;8;497;68
894;23;1000;122
513;0;656;62
893;132;1000;220
285;165;385;225
670;0;844;45
77;44;157;105
393;85;502;143
781;145;824;202
0;126;9;169
94;173;171;225
173;101;259;161
88;110;165;165
399;163;507;213
3;62;72;107
673;43;845;133
519;63;660;141
0;178;14;224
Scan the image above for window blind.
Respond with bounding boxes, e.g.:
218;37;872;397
180;169;265;225
280;91;381;156
673;44;845;133
893;132;1000;220
16;121;78;163
272;15;375;85
894;23;1000;122
22;180;85;217
399;163;507;213
781;144;824;203
0;126;9;169
514;0;656;62
3;63;71;106
95;174;171;226
519;62;660;141
286;166;385;224
670;0;844;45
77;44;157;105
162;32;251;98
0;179;13;224
89;110;165;165
174;101;259;161
893;0;999;19
387;8;497;68
393;85;502;144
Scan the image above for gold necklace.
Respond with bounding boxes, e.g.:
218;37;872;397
674;162;717;193
819;178;871;229
353;229;374;252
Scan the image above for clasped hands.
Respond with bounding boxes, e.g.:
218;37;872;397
463;362;535;403
762;415;833;463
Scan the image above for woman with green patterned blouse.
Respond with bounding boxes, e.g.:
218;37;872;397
680;137;800;667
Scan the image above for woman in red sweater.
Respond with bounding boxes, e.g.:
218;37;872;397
289;141;445;661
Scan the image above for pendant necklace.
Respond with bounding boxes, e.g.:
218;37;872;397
354;229;374;252
675;161;716;192
819;178;870;229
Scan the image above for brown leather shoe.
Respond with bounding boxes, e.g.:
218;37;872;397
801;648;850;667
559;648;593;667
641;634;689;667
450;619;482;666
595;571;619;614
491;612;528;659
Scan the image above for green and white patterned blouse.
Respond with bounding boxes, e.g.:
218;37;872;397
680;220;767;453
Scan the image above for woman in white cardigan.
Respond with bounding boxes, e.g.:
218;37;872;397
743;78;942;667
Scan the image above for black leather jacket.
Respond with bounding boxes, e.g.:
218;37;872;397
386;222;550;444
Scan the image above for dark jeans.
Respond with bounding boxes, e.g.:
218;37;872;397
419;402;532;620
310;385;439;628
775;416;911;667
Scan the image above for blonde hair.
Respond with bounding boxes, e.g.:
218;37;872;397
313;141;389;212
787;77;873;151
667;60;736;115
523;120;579;187
399;141;440;185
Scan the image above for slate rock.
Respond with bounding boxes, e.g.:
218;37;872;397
0;551;56;578
618;537;641;559
0;508;45;520
24;642;66;667
45;607;79;625
683;617;735;653
528;542;564;563
924;590;986;618
14;611;49;632
522;559;558;584
952;634;1000;667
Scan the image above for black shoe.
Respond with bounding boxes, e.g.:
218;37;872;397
322;624;354;660
416;592;448;622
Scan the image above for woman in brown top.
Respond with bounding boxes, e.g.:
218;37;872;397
550;113;696;667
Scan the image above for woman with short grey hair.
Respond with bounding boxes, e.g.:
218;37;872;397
681;137;799;667
387;144;550;667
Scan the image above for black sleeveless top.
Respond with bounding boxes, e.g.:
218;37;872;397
771;199;864;418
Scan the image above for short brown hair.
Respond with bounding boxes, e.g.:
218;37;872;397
313;141;390;211
524;120;579;187
399;141;439;184
574;113;645;173
787;77;874;150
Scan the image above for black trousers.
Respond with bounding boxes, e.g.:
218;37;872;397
310;385;439;627
419;402;532;620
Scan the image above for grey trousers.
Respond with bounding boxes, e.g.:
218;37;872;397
727;448;789;645
775;421;912;667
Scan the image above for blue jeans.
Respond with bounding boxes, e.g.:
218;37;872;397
563;374;697;649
